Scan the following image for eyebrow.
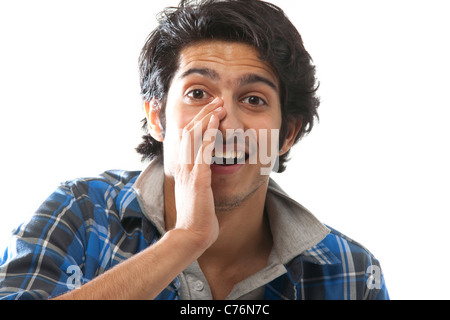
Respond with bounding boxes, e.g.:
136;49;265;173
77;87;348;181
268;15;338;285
180;68;220;81
238;74;278;91
180;67;278;91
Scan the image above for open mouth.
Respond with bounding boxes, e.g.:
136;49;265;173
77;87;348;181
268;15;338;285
211;150;249;166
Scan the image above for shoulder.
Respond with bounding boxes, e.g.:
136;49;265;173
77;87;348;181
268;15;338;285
321;225;381;266
61;170;141;197
289;225;389;299
48;170;143;227
23;169;143;242
53;170;141;212
300;225;384;278
0;170;145;300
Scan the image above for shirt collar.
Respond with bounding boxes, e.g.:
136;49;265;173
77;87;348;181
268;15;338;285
132;158;331;264
132;157;166;236
265;179;331;264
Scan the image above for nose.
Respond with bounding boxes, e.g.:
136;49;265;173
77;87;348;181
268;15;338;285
217;97;244;134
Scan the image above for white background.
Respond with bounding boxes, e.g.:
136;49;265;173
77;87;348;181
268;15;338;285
1;0;449;300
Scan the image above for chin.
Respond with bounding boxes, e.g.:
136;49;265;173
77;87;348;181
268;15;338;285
213;176;268;210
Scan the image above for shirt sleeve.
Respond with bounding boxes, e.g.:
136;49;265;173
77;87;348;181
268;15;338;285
0;182;89;300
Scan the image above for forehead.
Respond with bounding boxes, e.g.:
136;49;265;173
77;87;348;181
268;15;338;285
176;41;278;84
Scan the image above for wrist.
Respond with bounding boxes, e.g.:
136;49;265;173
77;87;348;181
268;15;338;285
166;228;215;254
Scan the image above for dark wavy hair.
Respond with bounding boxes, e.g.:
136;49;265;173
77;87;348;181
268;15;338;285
136;0;319;173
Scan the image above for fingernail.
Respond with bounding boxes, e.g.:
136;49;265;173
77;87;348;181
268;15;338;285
215;107;223;112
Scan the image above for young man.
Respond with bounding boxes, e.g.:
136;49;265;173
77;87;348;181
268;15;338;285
0;0;388;300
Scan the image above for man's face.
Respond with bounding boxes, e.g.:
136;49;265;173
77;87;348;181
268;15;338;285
162;40;282;210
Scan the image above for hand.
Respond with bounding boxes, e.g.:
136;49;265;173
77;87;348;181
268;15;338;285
173;98;226;250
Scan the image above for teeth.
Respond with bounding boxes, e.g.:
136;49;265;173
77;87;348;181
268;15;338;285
212;150;245;159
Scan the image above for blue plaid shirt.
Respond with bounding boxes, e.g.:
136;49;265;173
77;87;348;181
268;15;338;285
0;164;389;300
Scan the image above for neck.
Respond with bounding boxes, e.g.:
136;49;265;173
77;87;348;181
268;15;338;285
164;175;273;299
163;176;272;270
204;186;271;265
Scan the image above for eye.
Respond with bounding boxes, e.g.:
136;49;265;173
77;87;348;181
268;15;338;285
242;95;267;106
187;89;211;100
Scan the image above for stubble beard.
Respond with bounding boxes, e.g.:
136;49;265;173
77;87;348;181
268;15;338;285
212;175;269;213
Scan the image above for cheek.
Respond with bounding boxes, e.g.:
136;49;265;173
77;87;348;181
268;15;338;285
163;103;201;158
250;113;282;151
164;102;192;133
178;111;198;129
162;107;184;150
244;112;282;131
271;107;283;129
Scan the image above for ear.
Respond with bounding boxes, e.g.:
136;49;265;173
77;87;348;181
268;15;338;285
279;117;303;156
144;98;164;142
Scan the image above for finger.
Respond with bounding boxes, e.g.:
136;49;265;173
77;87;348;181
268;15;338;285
183;98;223;133
179;107;225;167
178;128;194;167
180;99;225;168
188;105;225;165
195;113;220;166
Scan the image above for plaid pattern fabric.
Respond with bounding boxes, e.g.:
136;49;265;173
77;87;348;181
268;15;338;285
0;170;388;300
265;229;388;300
